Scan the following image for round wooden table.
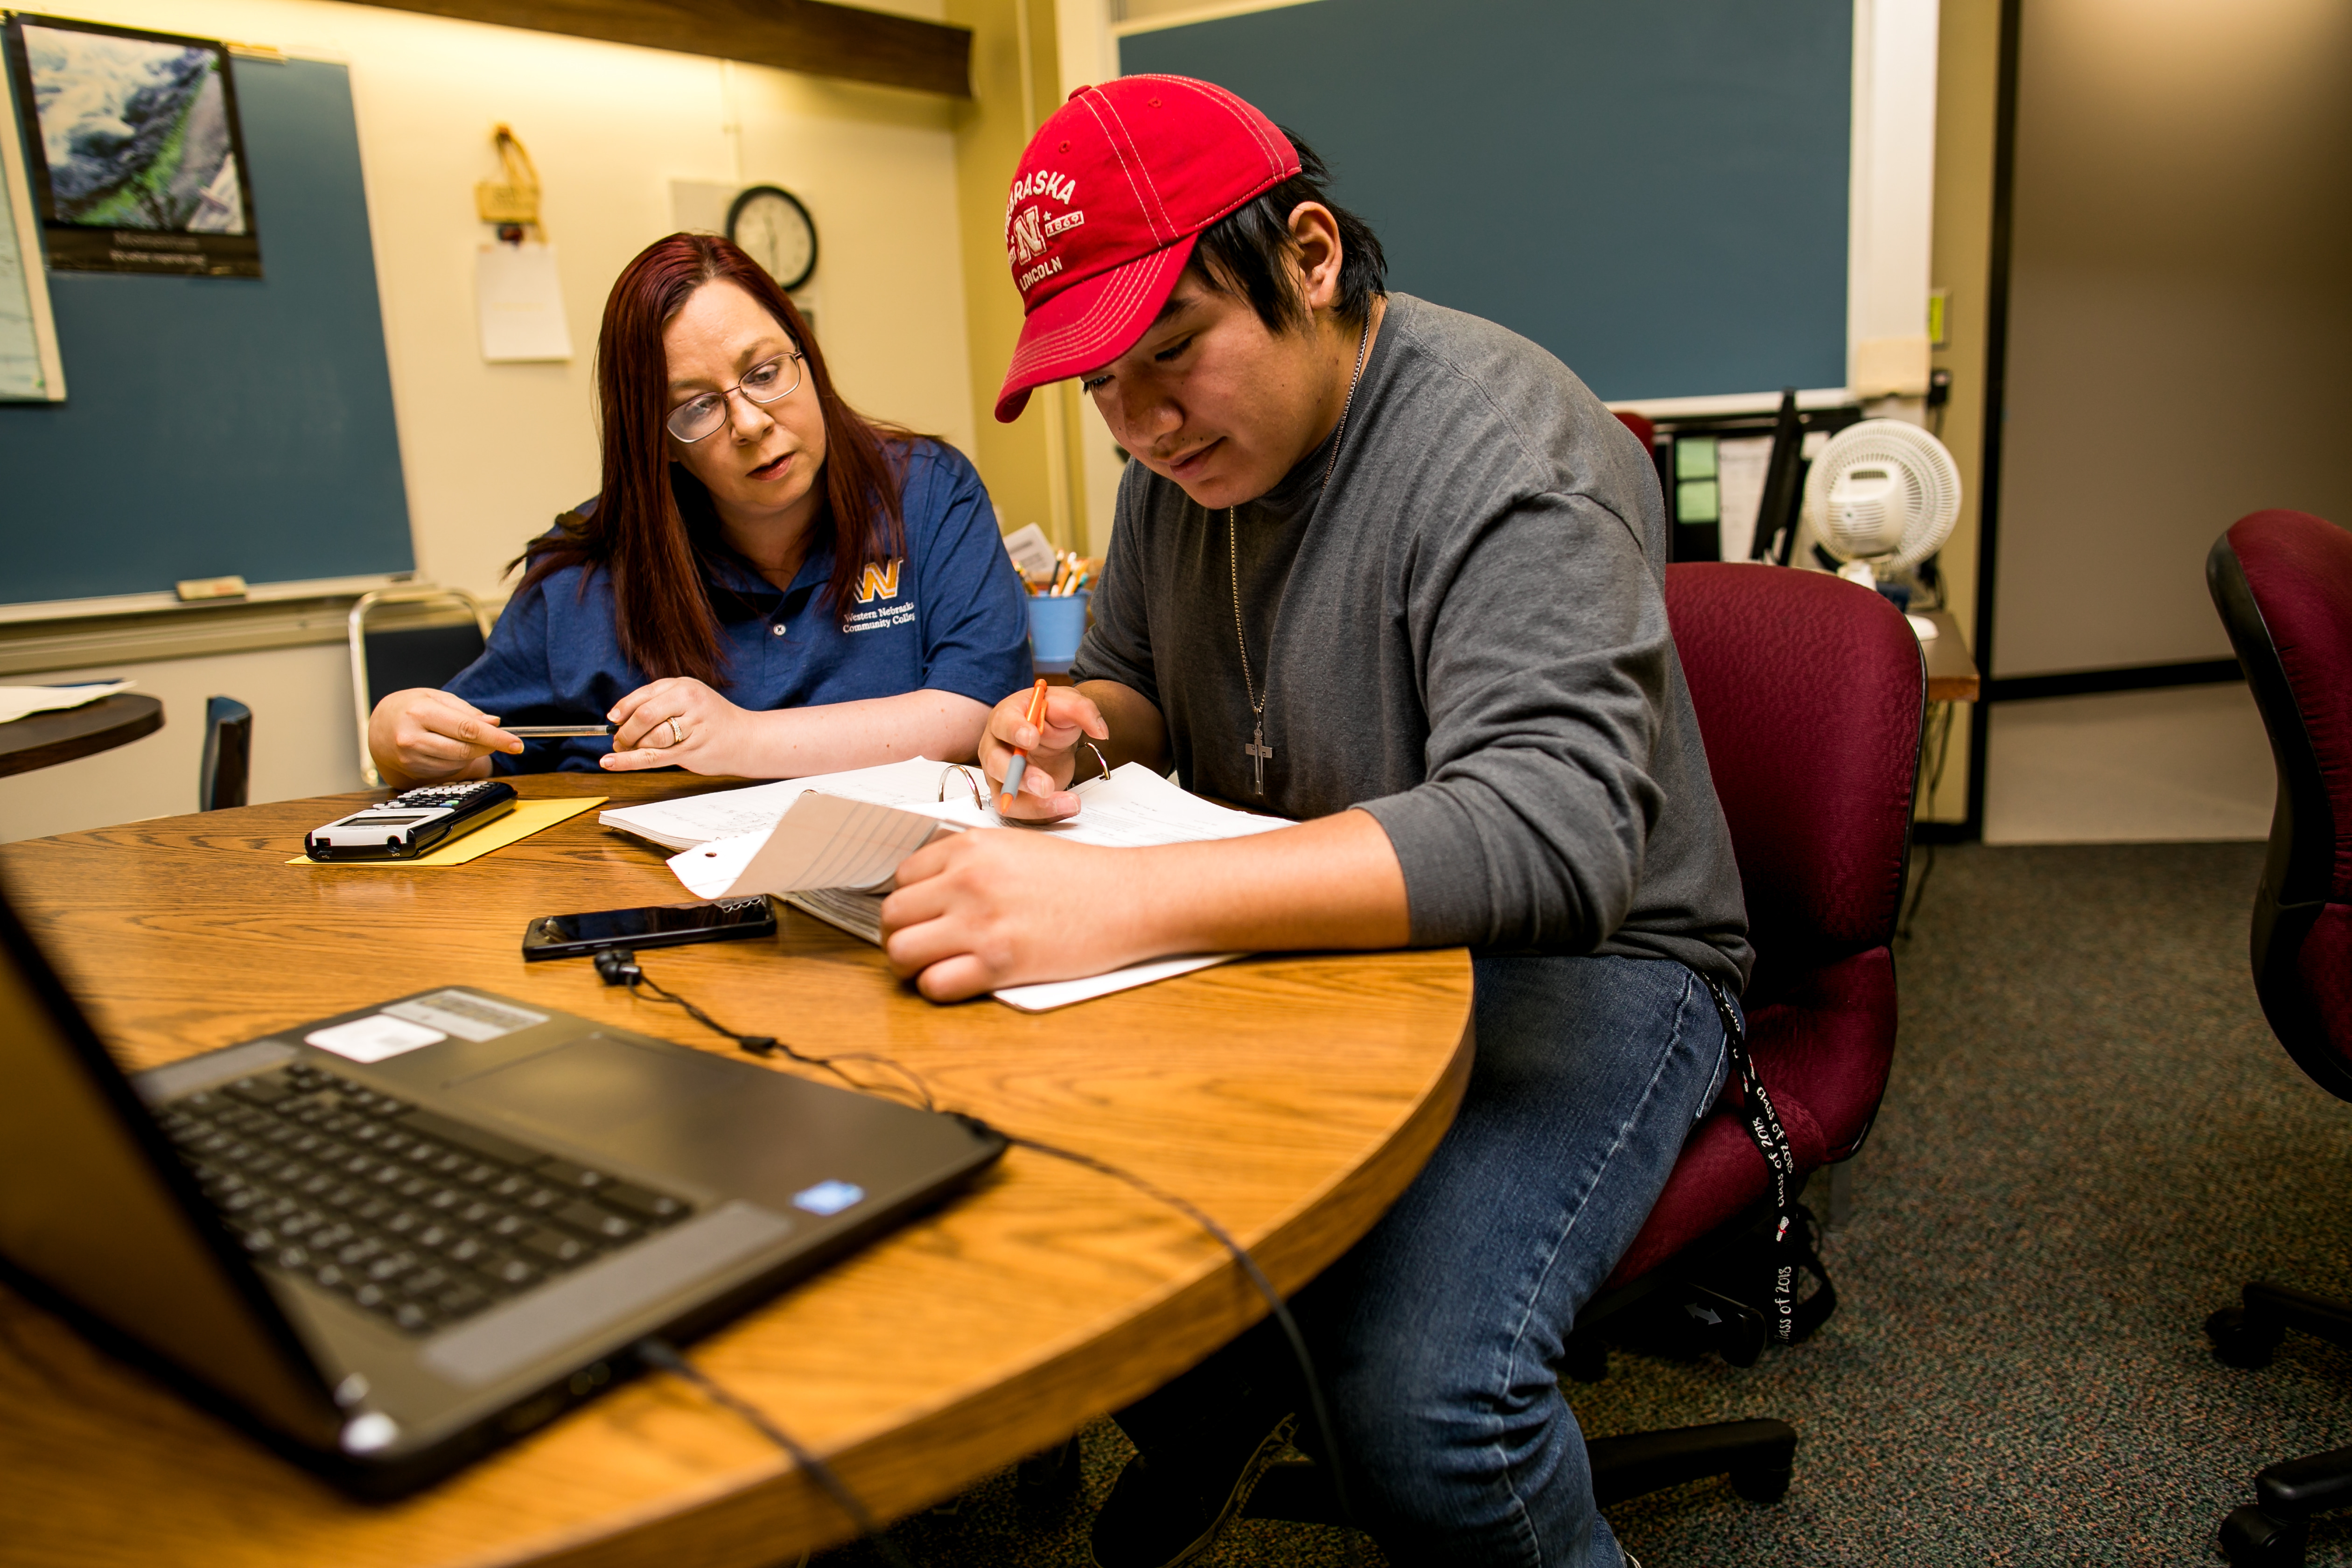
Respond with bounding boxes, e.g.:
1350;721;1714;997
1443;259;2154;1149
0;773;1472;1568
0;691;162;777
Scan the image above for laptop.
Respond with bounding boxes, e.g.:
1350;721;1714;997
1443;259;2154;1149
0;879;1004;1498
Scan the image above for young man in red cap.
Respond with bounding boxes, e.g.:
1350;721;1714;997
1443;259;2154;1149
880;76;1749;1568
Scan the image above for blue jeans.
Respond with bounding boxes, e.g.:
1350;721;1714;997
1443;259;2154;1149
1115;953;1730;1567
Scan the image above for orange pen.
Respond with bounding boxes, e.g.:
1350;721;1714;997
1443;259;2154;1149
997;678;1051;812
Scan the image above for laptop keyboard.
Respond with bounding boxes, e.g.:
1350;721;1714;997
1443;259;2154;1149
156;1061;694;1336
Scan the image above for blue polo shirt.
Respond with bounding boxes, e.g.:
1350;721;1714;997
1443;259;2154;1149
446;440;1031;773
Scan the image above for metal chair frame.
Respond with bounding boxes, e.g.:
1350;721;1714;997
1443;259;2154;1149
347;587;493;788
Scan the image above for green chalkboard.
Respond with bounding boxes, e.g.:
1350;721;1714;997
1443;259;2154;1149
1120;0;1853;403
0;54;412;605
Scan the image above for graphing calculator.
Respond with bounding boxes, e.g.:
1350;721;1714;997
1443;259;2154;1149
304;779;518;861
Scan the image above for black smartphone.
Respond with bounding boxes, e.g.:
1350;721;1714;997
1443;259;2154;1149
520;896;776;960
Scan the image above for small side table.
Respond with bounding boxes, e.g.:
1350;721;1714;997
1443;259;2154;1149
1918;609;1980;703
0;693;164;778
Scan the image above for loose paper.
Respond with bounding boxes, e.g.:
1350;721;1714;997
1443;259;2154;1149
476;242;573;362
0;681;133;724
1001;522;1058;583
600;756;957;851
994;954;1246;1013
673;790;970;901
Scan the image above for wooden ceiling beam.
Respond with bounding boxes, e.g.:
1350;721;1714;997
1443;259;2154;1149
337;0;972;97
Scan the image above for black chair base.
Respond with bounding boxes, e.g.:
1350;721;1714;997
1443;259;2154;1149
1016;1435;1085;1507
2211;1281;2352;1565
1240;1419;1799;1526
1590;1420;1798;1507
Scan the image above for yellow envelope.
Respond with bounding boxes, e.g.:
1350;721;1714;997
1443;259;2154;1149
287;797;606;867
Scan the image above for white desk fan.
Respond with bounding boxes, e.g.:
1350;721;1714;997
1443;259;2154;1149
1798;419;1961;639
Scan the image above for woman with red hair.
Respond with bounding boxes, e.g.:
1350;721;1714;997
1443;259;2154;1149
367;233;1030;785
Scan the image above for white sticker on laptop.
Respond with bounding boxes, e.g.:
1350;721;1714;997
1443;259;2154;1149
306;1014;446;1063
384;991;547;1042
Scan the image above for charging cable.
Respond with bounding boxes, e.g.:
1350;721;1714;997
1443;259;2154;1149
597;950;1356;1543
595;946;933;1109
633;1335;917;1568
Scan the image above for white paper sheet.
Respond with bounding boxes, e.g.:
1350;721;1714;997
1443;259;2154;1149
665;763;1292;1009
993;954;1246;1012
476;242;573;363
672;790;974;901
600;756;959;850
1715;436;1772;562
0;680;133;724
1001;521;1058;583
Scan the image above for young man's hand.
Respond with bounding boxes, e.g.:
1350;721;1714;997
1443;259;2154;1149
980;685;1110;821
880;832;1154;1001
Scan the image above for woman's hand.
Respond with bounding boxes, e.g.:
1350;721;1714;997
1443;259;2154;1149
980;686;1110;822
367;689;519;787
880;831;1154;1001
603;677;756;775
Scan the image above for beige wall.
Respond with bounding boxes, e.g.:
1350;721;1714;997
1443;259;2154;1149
944;0;1116;556
1993;0;2352;677
3;0;979;839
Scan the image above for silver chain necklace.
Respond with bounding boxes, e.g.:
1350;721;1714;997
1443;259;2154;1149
1228;311;1373;794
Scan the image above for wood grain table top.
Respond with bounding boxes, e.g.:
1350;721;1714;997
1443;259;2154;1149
0;691;164;777
0;772;1472;1568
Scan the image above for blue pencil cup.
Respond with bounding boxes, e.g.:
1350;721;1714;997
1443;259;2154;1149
1026;590;1090;668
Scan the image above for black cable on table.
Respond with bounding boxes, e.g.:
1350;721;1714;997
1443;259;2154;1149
605;952;1357;1530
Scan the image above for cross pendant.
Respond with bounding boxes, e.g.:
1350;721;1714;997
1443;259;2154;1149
1245;721;1274;793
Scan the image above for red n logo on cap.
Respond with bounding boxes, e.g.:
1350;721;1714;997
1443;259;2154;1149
1009;207;1046;266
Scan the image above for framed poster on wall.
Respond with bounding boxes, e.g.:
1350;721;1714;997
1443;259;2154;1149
2;14;261;277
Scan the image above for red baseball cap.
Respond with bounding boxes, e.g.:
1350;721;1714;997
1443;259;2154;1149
994;75;1300;423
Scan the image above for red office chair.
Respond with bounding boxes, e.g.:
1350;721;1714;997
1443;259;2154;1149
1558;561;1925;1505
2201;510;2352;1568
1248;562;1925;1523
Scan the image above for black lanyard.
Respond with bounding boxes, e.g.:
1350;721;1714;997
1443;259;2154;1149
1697;971;1801;1344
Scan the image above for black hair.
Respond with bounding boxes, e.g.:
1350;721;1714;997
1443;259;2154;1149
1188;127;1386;335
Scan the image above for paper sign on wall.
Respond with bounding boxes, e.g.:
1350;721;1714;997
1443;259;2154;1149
475;241;571;362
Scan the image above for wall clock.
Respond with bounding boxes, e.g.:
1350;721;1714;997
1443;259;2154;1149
726;185;817;292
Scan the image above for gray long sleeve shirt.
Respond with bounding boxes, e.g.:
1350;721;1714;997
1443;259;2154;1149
1070;293;1751;992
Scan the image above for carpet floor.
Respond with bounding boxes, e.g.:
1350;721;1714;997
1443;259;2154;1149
820;840;2352;1566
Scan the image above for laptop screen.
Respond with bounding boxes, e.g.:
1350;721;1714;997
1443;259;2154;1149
0;882;339;1449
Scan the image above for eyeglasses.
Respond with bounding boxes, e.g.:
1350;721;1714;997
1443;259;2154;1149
665;351;805;443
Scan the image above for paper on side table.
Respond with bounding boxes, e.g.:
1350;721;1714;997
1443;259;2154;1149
0;681;132;724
